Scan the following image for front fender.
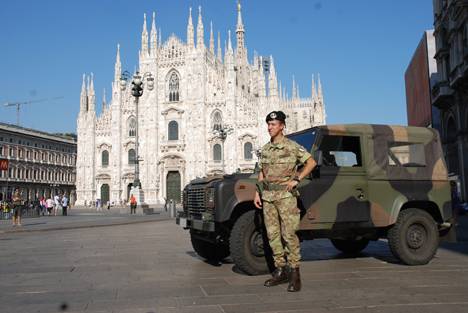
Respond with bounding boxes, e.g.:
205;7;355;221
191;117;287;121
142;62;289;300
389;194;409;225
214;179;256;223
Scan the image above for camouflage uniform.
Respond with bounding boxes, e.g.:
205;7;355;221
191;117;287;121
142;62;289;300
259;136;312;269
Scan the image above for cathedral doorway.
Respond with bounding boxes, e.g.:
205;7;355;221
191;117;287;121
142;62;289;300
127;183;133;202
166;171;181;203
100;184;110;204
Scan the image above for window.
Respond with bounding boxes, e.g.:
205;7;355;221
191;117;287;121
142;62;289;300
287;129;317;152
318;135;362;167
244;142;253;160
168;72;180;102
26;151;30;159
212;111;223;131
213;144;222;162
128;117;136;137
128;149;136;165
388;143;426;167
0;146;3;156
102;150;109;167
168;121;179;141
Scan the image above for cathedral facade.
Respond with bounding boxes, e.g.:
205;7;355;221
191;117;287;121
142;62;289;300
76;5;326;206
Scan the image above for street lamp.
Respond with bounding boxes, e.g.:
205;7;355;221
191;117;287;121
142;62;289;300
212;125;233;173
120;71;154;189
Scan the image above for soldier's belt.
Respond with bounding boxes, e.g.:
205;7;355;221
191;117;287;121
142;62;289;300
262;182;288;191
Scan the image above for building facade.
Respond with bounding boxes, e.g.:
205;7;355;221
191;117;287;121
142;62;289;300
76;5;326;206
432;0;468;201
0;123;77;203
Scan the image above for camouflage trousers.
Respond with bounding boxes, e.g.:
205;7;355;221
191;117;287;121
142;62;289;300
262;196;301;269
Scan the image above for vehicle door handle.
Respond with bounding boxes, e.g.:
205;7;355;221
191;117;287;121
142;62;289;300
356;188;365;200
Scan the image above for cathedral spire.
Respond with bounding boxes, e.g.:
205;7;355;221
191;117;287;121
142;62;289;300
114;43;121;83
268;55;278;98
236;0;245;33
209;21;215;54
141;13;149;57
317;73;323;101
279;81;283;100
258;57;266;97
196;6;204;49
187;7;194;48
225;30;234;64
292;75;297;99
150;12;157;57
80;74;87;112
88;73;96;113
236;0;246;63
217;31;222;61
311;74;317;101
102;88;107;112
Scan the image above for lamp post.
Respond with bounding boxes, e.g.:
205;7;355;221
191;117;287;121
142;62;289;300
212;125;233;173
120;71;154;188
120;71;154;211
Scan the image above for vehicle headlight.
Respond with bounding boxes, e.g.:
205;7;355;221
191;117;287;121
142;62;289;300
206;188;215;208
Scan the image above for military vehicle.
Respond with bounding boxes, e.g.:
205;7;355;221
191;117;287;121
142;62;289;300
177;124;454;275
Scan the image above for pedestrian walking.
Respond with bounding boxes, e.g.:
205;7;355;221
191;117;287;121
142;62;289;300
130;195;137;214
12;188;24;226
46;197;54;216
40;197;46;216
61;195;69;216
254;111;316;292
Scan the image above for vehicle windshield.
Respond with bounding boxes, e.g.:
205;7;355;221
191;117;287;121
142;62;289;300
286;128;317;152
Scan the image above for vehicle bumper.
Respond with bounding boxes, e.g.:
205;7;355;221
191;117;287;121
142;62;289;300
176;213;215;232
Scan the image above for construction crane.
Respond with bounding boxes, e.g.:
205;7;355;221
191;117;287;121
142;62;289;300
3;96;64;126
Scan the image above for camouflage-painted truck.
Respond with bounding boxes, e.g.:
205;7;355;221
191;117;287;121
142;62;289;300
176;124;454;275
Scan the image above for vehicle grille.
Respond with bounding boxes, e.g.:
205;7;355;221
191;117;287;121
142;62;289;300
187;186;206;217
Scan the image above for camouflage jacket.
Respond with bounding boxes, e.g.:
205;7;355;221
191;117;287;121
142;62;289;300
259;136;312;202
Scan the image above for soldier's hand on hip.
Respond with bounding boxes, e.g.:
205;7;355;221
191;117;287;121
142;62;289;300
254;192;262;209
285;180;299;192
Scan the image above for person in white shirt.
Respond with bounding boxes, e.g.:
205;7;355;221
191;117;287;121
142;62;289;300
53;194;61;216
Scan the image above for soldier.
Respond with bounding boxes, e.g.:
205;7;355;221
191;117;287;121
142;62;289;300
254;111;316;292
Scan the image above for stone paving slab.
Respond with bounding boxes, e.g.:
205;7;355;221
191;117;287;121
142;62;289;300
1;219;468;313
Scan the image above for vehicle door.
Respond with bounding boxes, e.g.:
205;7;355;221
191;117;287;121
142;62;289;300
298;134;370;226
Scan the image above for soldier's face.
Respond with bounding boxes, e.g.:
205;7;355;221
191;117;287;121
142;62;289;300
267;120;284;137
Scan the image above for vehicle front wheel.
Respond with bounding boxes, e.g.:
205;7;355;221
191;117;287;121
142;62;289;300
190;231;229;262
387;208;439;265
229;210;272;275
330;238;369;254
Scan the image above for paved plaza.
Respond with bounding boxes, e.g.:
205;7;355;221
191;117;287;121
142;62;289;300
1;215;468;313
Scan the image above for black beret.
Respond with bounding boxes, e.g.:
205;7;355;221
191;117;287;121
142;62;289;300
266;111;286;123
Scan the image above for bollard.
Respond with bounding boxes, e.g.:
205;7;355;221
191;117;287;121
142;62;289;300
170;200;176;218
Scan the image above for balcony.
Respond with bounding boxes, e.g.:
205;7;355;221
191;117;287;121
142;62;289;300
432;80;455;109
160;139;186;153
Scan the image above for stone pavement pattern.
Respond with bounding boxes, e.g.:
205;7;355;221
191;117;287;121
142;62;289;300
1;219;468;313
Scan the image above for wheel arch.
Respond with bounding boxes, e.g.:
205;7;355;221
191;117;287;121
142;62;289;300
391;200;443;225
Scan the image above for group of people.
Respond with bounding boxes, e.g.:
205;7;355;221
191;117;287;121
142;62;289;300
0;188;70;226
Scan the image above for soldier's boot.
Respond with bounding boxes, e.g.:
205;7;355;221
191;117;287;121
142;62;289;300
264;266;289;287
287;267;301;292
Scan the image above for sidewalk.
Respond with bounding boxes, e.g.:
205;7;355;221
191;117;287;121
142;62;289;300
0;206;173;234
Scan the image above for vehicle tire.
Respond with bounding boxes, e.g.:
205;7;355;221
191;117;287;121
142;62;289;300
190;232;230;262
331;238;369;254
387;208;439;265
230;210;272;275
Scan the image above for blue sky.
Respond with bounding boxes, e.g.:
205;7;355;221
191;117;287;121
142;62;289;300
0;0;433;133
